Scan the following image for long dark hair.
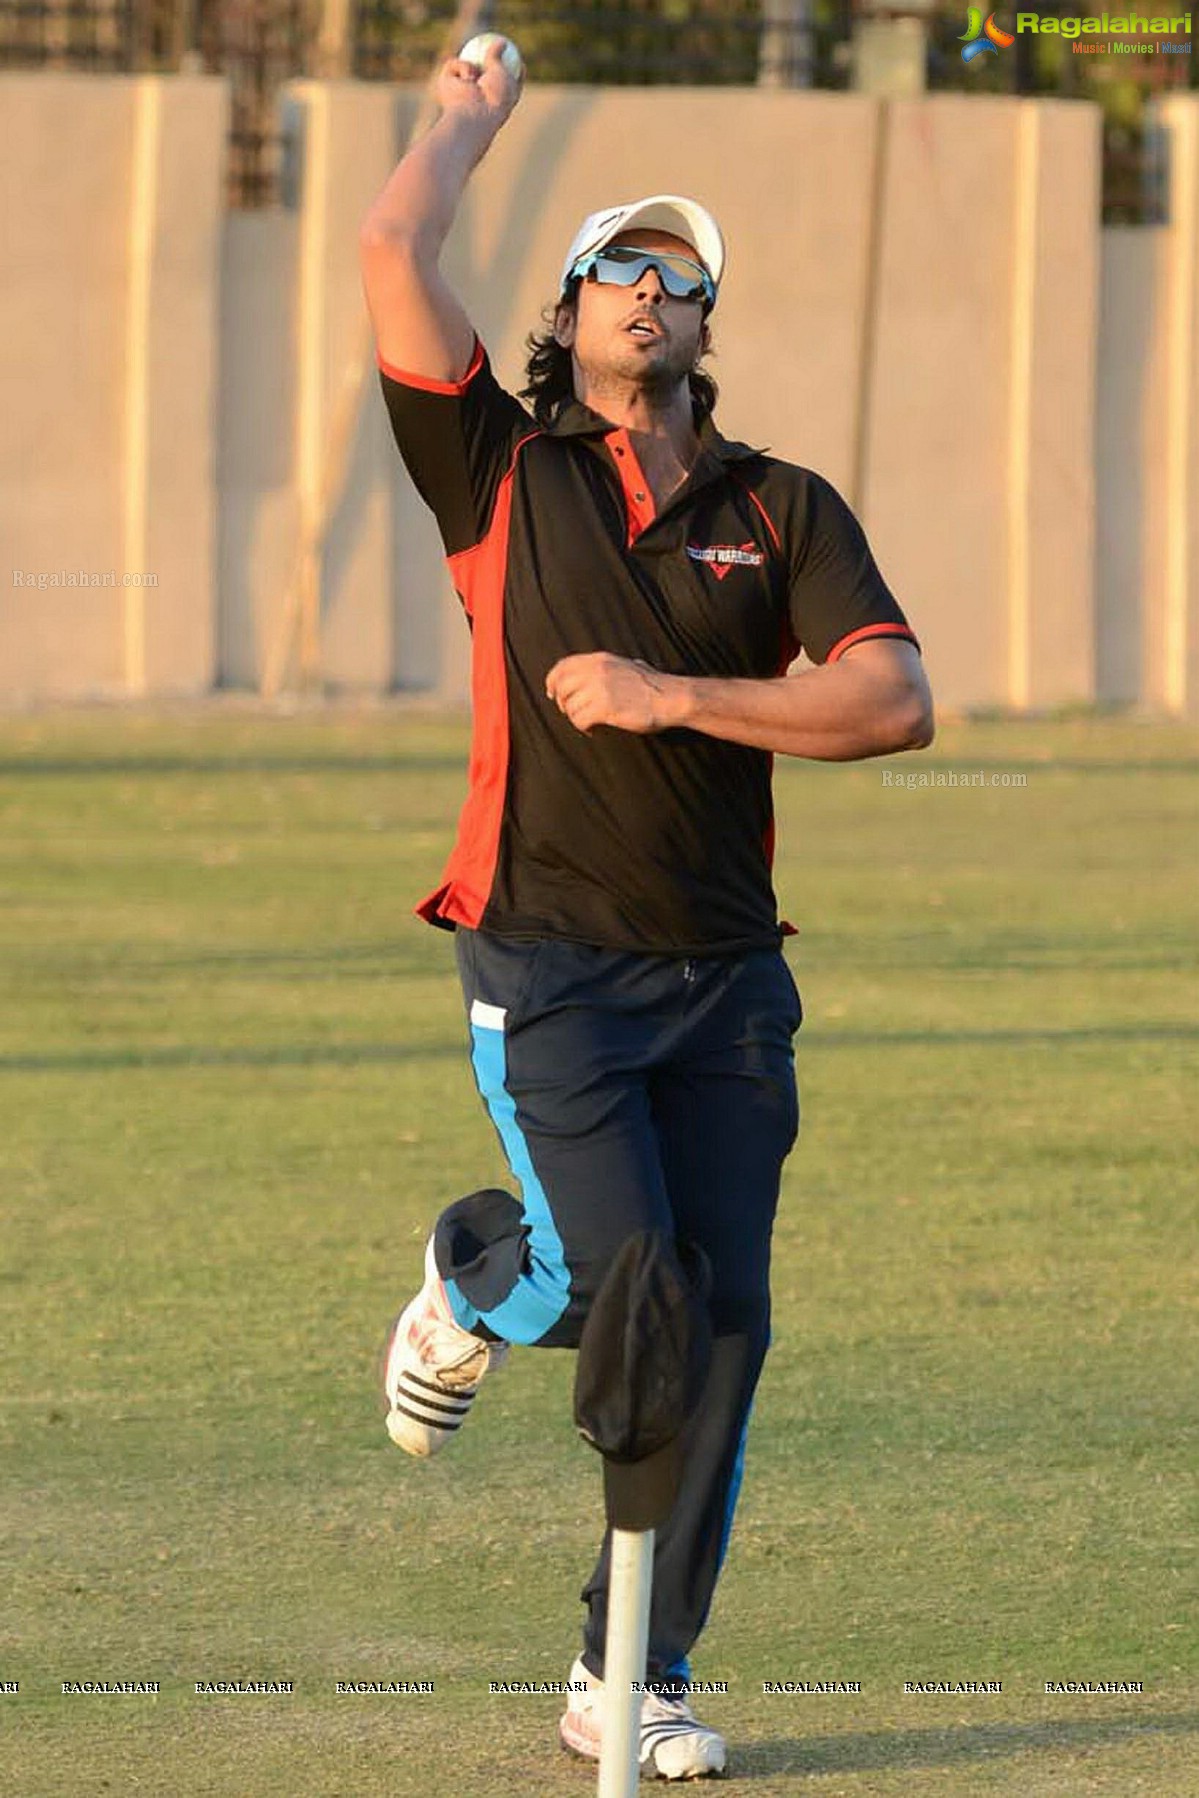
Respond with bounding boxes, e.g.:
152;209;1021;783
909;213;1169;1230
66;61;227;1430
519;291;719;430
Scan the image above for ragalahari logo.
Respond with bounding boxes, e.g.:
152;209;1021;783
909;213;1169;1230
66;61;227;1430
961;10;1192;57
961;8;1017;57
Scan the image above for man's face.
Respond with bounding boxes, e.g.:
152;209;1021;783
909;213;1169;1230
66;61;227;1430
553;228;712;398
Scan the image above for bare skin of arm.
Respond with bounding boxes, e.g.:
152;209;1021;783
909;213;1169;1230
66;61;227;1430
358;47;522;381
544;639;935;760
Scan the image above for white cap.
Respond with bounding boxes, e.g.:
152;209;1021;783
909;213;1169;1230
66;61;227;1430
559;194;725;299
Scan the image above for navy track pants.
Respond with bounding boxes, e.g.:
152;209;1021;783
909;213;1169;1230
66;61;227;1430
432;927;802;1685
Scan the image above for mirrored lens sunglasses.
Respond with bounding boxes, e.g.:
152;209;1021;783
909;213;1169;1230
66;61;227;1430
568;245;716;308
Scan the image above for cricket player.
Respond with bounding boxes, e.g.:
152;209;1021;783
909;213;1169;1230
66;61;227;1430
360;42;933;1781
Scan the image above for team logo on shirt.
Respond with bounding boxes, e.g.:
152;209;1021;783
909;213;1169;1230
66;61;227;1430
685;540;766;582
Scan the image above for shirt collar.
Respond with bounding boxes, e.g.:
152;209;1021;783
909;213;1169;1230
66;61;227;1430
545;399;764;466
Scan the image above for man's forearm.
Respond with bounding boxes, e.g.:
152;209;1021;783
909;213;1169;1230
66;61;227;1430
544;643;934;758
665;654;933;760
361;110;496;262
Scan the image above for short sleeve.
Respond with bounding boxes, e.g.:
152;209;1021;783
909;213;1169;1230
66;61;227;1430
788;473;919;666
377;338;536;557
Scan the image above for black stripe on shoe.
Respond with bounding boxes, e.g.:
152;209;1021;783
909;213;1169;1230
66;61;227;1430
640;1721;709;1755
395;1381;474;1418
393;1401;466;1434
395;1394;472;1423
641;1720;702;1742
401;1365;481;1400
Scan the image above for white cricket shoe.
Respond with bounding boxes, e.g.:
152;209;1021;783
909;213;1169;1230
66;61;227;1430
559;1656;728;1781
382;1235;508;1457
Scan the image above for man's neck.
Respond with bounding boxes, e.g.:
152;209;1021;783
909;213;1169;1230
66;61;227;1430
574;377;700;467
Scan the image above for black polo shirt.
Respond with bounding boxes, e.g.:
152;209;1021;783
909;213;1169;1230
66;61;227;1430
379;338;918;955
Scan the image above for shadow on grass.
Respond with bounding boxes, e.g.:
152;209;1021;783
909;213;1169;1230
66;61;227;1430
802;1024;1199;1047
0;755;469;778
738;1710;1199;1779
0;1041;462;1073
16;942;448;980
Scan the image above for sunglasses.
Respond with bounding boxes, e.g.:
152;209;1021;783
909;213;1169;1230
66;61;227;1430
567;245;716;308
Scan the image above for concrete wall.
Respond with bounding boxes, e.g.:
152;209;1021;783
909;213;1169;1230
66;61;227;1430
285;82;410;692
217;209;300;689
860;99;1099;713
1147;95;1199;718
2;73;1197;715
1;75;132;698
864;98;1017;712
0;73;226;701
1023;102;1101;712
1097;227;1165;708
1097;95;1199;719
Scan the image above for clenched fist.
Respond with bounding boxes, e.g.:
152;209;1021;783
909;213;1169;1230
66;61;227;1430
435;41;523;131
545;653;686;737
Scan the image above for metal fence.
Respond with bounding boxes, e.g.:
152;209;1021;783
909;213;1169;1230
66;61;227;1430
356;2;781;84
0;0;1193;216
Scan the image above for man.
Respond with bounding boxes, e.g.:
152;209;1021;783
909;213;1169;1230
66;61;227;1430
360;43;933;1782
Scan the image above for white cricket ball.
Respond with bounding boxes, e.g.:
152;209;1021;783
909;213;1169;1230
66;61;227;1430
459;31;524;81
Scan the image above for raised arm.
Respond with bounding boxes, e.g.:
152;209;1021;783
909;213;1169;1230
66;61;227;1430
359;46;523;383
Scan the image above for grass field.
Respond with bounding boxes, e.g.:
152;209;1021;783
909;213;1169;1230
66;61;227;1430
1;707;1196;1798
